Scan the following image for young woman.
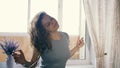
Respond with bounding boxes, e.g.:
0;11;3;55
13;12;84;68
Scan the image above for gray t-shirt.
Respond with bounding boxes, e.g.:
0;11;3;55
40;32;70;68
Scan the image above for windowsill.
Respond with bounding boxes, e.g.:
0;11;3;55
66;64;94;68
0;62;94;68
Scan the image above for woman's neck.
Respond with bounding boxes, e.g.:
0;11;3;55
50;31;62;40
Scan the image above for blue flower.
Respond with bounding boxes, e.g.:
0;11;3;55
0;39;19;55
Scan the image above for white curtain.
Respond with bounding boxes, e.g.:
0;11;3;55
109;0;120;68
83;0;120;68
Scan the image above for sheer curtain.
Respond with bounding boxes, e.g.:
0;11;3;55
83;0;120;68
109;0;120;68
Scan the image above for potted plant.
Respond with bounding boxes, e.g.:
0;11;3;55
0;38;19;68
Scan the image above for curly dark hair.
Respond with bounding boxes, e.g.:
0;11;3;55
29;12;52;54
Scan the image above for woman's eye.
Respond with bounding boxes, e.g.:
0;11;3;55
50;17;54;21
49;16;53;21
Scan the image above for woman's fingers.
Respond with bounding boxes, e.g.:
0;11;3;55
78;37;84;43
12;50;23;63
80;38;84;46
15;50;23;55
77;36;80;43
76;37;84;47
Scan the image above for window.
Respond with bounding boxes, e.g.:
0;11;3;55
62;0;85;60
0;0;89;65
30;0;58;22
0;0;28;32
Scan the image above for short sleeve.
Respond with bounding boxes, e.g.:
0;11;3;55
62;32;70;45
64;32;69;40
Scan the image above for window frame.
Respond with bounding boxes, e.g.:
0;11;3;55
0;0;92;65
58;0;90;65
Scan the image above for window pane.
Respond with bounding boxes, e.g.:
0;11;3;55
30;0;58;22
62;0;80;35
62;0;85;59
0;0;28;32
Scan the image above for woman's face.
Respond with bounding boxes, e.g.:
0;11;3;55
41;14;59;32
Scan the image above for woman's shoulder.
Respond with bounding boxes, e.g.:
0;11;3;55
59;31;69;39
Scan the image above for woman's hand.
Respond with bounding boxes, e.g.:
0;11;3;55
12;50;26;64
76;36;84;48
70;36;84;57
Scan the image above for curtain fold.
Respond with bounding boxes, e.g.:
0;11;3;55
83;0;105;68
83;0;120;68
109;0;120;68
